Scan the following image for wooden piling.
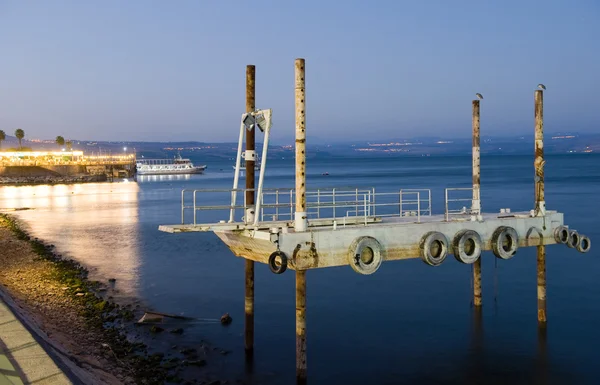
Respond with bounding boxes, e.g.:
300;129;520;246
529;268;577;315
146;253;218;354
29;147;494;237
245;65;256;354
537;245;546;323
296;270;307;384
473;256;482;307
534;90;545;214
246;65;256;220
295;58;308;384
295;58;307;232
534;89;546;324
472;99;482;307
472;100;481;215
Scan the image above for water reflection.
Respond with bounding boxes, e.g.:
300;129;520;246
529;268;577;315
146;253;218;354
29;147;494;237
0;183;141;298
0;154;598;384
537;325;549;385
469;306;484;379
137;174;192;183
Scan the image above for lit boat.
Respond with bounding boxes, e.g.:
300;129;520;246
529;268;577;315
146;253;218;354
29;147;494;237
136;155;206;175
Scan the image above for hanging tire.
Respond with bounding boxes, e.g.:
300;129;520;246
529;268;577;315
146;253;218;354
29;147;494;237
452;230;482;264
491;226;519;260
420;231;449;266
268;251;288;274
577;235;591;253
348;236;384;275
554;226;569;244
567;230;580;249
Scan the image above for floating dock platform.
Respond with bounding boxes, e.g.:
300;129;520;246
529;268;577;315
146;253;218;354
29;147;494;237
159;59;591;384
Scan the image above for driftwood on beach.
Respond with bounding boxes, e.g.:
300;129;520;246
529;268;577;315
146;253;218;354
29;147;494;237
137;310;194;324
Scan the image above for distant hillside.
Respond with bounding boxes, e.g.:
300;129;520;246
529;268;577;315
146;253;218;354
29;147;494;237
2;132;599;158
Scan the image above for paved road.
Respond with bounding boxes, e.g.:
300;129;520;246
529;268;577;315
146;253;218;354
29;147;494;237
0;298;72;385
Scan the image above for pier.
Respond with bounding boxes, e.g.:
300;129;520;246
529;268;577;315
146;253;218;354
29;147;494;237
159;60;591;383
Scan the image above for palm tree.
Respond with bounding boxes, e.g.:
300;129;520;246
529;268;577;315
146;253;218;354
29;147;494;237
66;140;72;151
15;128;24;150
56;136;65;149
0;130;5;150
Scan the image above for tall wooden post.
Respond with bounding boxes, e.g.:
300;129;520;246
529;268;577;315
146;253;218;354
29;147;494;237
472;99;482;307
295;58;307;232
534;89;546;324
245;65;256;355
295;58;307;384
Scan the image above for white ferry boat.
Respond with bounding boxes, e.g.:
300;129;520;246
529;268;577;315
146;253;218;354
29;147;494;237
136;155;206;175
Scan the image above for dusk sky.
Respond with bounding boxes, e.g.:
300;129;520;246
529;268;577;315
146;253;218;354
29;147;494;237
1;0;598;143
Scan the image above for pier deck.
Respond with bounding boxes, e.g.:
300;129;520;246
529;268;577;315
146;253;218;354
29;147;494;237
160;210;565;270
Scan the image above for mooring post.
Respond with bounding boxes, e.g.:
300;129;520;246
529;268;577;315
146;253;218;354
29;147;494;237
472;99;481;216
472;99;482;307
294;58;307;232
534;89;546;324
245;65;256;355
294;58;308;384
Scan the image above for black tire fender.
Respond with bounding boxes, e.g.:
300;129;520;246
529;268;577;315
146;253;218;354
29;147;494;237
577;235;591;253
491;226;519;260
554;226;569;244
567;230;581;249
419;231;449;266
268;251;288;274
347;236;384;275
452;230;482;264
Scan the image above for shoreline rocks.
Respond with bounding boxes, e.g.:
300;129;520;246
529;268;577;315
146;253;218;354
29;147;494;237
0;174;108;185
0;214;234;385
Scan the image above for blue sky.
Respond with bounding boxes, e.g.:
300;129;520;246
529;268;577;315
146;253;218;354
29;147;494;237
1;0;598;143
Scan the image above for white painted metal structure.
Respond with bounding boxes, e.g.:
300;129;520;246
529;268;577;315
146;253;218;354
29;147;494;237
230;109;272;225
160;185;579;270
158;112;590;273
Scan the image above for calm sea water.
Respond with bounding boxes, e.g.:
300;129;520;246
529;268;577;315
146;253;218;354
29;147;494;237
1;153;599;385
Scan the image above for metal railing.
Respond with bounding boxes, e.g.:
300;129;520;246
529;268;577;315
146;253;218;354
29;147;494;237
445;188;474;221
255;188;375;223
181;188;250;225
399;189;432;221
181;187;433;226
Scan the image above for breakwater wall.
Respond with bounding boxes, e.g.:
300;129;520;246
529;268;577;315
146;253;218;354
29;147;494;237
0;165;87;177
0;165;132;185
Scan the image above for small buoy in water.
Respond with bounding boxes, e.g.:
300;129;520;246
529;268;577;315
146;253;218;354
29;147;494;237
220;313;232;325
